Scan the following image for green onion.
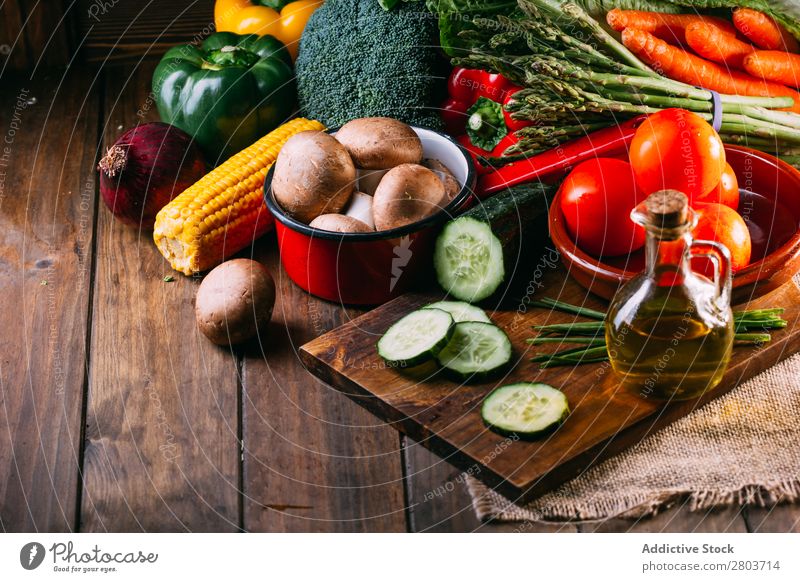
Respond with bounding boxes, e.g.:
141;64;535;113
528;298;786;368
529;298;606;321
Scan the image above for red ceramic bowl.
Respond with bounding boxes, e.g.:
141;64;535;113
550;145;800;302
265;127;476;305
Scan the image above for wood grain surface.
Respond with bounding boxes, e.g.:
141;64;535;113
0;58;792;533
80;63;240;532
240;247;406;532
301;267;800;505
0;70;98;531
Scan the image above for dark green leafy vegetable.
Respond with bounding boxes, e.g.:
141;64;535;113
296;0;447;129
425;0;519;55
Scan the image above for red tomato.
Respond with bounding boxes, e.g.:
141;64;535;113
559;158;647;257
693;162;739;210
692;203;752;272
629;109;726;200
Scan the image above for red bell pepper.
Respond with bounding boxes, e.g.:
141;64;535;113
477;116;648;196
441;67;531;174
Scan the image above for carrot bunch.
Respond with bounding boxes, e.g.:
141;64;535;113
608;8;800;110
454;0;800;167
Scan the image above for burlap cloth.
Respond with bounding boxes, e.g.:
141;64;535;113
466;278;800;523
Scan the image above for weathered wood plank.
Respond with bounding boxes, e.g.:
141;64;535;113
584;504;748;532
241;249;407;532
80;62;240;532
404;438;577;532
745;505;800;533
75;0;215;64
0;1;29;70
19;0;74;69
0;70;98;531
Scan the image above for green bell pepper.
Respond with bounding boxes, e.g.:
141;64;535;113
153;32;295;162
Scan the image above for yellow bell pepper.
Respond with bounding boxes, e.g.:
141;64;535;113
214;0;323;61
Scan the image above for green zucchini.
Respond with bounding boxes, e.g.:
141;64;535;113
423;301;491;323
437;321;512;380
377;308;454;368
434;182;555;303
482;382;569;438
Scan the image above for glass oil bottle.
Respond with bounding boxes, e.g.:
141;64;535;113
605;190;734;400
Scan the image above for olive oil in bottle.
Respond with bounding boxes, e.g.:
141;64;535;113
605;190;734;400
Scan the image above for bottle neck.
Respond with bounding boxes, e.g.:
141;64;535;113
645;228;692;287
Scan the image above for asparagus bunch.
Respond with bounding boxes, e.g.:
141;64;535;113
455;0;800;165
527;298;787;369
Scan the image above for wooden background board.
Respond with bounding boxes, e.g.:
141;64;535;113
1;45;798;531
300;266;800;504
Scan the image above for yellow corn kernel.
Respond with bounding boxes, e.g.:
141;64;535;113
154;118;325;275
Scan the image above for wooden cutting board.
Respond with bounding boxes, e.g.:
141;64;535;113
299;267;800;504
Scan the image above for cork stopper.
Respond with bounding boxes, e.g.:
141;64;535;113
645;190;689;229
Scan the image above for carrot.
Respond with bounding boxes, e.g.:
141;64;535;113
607;9;737;45
732;8;799;52
744;50;800;89
685;21;754;70
621;28;800;113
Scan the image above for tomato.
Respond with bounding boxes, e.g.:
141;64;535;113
692;203;752;272
559;158;647;257
693;162;739;210
629;108;726;200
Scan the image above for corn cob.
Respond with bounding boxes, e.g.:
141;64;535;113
154;118;325;275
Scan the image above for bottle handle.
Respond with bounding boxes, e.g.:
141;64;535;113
689;239;732;308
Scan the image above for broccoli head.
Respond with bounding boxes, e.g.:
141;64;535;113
295;0;446;129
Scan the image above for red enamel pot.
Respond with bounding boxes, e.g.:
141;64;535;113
265;127;477;305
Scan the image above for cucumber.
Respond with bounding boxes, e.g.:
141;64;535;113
482;383;569;438
423;301;491;323
434;182;554;303
436;321;512;380
377;308;454;368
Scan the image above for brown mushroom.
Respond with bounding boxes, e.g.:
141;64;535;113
343;192;375;229
195;259;276;346
422;158;461;202
336;118;423;170
357;169;387;196
272;130;356;223
309;214;373;233
372;163;447;231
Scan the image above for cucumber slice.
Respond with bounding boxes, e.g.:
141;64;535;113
436;321;512;380
377;308;454;368
423;301;491;323
482;383;569;438
434;217;504;303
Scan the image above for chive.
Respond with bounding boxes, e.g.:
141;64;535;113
533;322;604;335
526;298;786;367
530;297;606;321
734;333;772;344
526;337;605;345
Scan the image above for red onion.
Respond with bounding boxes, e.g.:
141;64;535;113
97;122;205;228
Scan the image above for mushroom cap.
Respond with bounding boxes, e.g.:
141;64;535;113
336;118;423;170
422;158;461;202
309;213;374;233
195;259;276;346
372;163;447;231
272;130;356;224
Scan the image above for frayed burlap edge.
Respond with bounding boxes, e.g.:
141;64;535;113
466;478;800;523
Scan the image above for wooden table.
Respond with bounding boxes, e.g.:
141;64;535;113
1;61;798;533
